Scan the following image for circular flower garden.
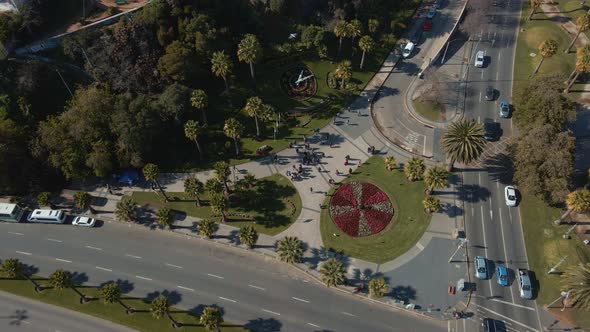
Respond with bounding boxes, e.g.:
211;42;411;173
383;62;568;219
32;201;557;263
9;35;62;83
329;181;394;237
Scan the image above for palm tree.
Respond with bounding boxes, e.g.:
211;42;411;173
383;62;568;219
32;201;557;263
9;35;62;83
561;263;590;310
73;191;92;212
200;306;224;332
528;0;541;21
442;119;486;171
368;18;380;35
213;161;231;195
239;225;258;248
115;197;137;222
191;89;208;125
566;14;590;53
334;60;352;89
565;45;590;93
532;39;558;75
205;178;224;198
242;173;257;188
155;207;173;229
237;34;263;83
184;120;203;159
210;193;229;222
143;163;169;201
184;176;204;207
384;156;397;171
358;35;375;70
424;166;450;194
37;192;51;208
423;196;442;214
333;20;349;58
100;282;121;305
348;19;362;55
556;189;590;224
224;118;244;157
1;258;23;278
404;157;425;182
320;258;346;287
211;51;233;94
243;96;273;138
277;236;304;264
368;277;389;298
198;219;217;238
150;295;169;320
49;269;73;290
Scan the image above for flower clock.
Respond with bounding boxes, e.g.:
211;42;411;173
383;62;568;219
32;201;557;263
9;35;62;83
329;181;394;237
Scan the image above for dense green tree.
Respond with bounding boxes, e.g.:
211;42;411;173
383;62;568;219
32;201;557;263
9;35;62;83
237;34;263;83
404;157;425;182
0;116;31;195
442;119;486;171
211;51;233;94
155;207;173;229
424;166;449;194
320;258;346;287
277;236;304;264
158;83;192;123
0;12;21;44
210;193;229;222
561;263;590;310
184;176;204;207
158;40;196;83
300;25;325;50
184;120;204;159
224;118;244;157
243;96;273;138
198;219;216;238
190;89;208;125
368;277;389;298
358;35;375;69
239;225;258;248
49;269;73;290
37;192;51;207
566;14;590;53
200;306;223;331
73;191;92;212
115;197;137;222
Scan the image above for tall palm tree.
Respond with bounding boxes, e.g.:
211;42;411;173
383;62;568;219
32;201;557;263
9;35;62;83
424;165;450;194
358;35;375;70
37;192;51;208
368;277;389;298
73;191;92;212
210;193;228;222
404;157;425;182
184;120;203;159
1;258;23;278
277;236;304;264
223;118;244;157
566;14;590;53
556;189;590;224
334;60;352;89
348;19;362;54
442;119;486;171
528;0;541;21
237;34;263;83
423;196;442;214
49;269;73;290
190;89;208;125
211;51;233;94
115;197;137;222
368;18;380;35
320;258;346;287
200;306;224;332
243;96;273;138
198;219;217;238
150;295;169;320
533;39;558;75
561;263;590;310
384;156;397;171
242;173;257;188
184;176;204;207
213;161;231;195
565;45;590;93
205;178;224;198
100;282;121;305
155;207;173;229
143;163;168;201
333;20;349;58
239;225;259;248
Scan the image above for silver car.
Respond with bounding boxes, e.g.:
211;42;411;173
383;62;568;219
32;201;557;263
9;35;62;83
72;216;96;227
518;268;533;299
475;256;488;280
505;186;517;207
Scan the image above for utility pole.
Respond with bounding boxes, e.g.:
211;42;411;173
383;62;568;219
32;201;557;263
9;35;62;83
448;238;469;263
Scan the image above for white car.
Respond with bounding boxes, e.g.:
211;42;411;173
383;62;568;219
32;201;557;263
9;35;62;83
475;50;485;67
505;186;517;207
72;216;96;227
474;256;488;280
402;42;415;58
517;268;533;299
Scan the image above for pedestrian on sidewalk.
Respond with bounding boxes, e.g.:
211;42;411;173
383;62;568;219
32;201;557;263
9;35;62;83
336;169;340;175
344;159;348;166
349;168;353;175
310;187;313;193
347;119;350;126
107;184;113;195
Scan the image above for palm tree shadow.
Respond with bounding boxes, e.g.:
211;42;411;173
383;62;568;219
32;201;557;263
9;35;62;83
145;289;182;306
244;317;283;332
483;152;514;184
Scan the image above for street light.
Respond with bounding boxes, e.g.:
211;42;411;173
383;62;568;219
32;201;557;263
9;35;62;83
448;238;469;263
547;256;567;274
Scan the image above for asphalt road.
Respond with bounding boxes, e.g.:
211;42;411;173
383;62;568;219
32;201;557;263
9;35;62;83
0;290;135;332
0;221;445;332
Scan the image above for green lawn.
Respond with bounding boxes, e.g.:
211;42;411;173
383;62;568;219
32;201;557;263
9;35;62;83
132;174;302;236
320;156;431;264
0;274;248;332
412;99;445;122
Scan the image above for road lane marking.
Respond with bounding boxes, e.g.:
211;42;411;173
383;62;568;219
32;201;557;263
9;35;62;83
95;266;112;272
475;303;539;331
165;263;183;269
341;312;356;317
262;309;280;316
498;210;516;303
8;232;23;236
16;251;32;256
55;258;71;263
177;285;194;291
248;285;266;291
135;275;152;281
219;296;237;303
47;238;62;243
489;210;493;219
85;245;102;251
207;273;224;279
490;298;535;311
307;323;320;328
498;52;501;63
416;242;424;250
479;91;482;102
125;254;142;259
292;297;310;303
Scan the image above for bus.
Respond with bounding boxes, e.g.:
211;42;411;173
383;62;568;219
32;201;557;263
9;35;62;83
0;203;25;222
27;209;66;224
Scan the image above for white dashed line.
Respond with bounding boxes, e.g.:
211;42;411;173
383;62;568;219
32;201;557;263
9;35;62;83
85;245;102;251
55;258;71;263
95;266;112;272
15;251;32;256
165;263;183;269
341;312;356;317
8;232;23;236
47;238;62;243
219;296;237;303
135;275;152;281
125;254;142;259
248;285;266;291
177;286;194;291
207;273;224;279
262;309;280;316
292;297;310;303
307;323;320;328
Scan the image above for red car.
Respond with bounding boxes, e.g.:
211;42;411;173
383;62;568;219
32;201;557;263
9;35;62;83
422;20;433;31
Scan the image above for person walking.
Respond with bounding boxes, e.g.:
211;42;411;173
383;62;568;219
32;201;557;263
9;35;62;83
347;119;350;126
310;187;313;193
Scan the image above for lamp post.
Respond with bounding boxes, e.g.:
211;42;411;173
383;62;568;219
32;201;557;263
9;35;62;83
547;256;567;274
448;238;469;263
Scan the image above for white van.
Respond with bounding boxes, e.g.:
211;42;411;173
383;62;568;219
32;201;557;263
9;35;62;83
27;209;66;224
0;203;25;222
402;42;415;58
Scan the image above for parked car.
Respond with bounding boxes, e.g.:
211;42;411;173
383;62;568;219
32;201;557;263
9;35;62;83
427;7;436;19
72;216;96;227
256;145;273;156
475;50;485;67
518;268;533;299
482;318;497;332
496;265;509;286
485;86;495;101
483;119;500;141
505;186;517;207
475;256;488;280
402;42;415;58
499;101;510;118
422;20;433;31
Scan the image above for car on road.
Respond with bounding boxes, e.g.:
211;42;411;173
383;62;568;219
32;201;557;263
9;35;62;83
505;185;517;207
496;265;509;286
482;318;496;332
475;256;489;280
518;268;533;299
402;42;415;58
499;101;510;118
485;86;495;101
475;50;485;67
426;7;436;19
422;20;433;31
72;216;96;227
483;119;501;141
